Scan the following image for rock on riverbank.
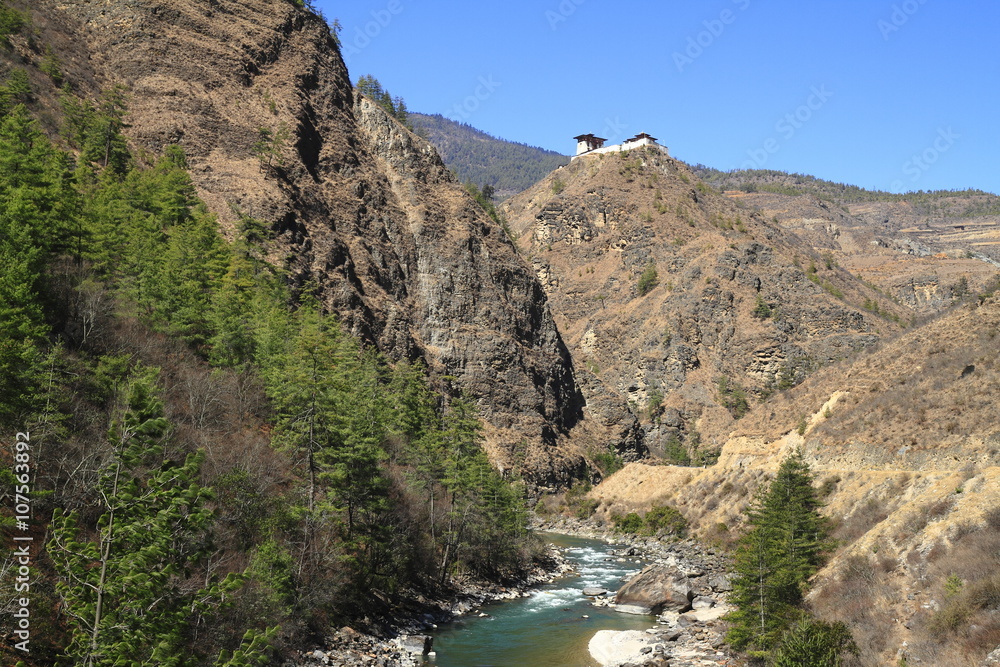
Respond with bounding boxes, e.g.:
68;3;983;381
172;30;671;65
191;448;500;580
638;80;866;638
535;517;738;667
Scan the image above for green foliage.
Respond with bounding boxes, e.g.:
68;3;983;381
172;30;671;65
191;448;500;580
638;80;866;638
716;376;750;419
573;497;599;519
771;617;859;667
551;177;566;194
465;181;519;248
0;68;30;114
40;46;64;85
725;451;831;654
930;572;1000;634
944;573;964;598
0;88;539;658
612;505;687;538
645;388;664;421
356;74;409;125
636;261;659;296
591;445;623;476
662;435;691;466
0;105;74;420
611;511;644;534
49;368;275;666
408;113;569;198
0;1;26;45
752;295;772;319
251;123;290;174
644;504;687;537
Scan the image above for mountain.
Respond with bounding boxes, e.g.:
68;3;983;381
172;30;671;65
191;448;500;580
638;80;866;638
408;112;570;200
501;147;908;462
692;167;1000;312
8;0;640;486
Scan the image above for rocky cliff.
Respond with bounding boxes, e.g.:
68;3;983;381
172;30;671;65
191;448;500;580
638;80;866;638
19;0;624;485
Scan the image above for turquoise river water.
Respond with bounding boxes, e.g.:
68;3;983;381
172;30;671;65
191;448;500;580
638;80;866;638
425;532;655;667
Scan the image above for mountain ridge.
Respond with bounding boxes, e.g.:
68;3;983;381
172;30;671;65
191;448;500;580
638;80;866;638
502;147;906;462
408;111;570;200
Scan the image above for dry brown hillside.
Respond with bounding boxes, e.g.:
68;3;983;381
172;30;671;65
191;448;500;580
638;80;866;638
502;149;906;463
726;190;1000;313
588;294;1000;665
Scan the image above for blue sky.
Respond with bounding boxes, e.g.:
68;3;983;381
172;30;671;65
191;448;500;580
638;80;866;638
317;0;999;194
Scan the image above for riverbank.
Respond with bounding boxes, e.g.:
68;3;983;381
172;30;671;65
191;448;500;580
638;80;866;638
285;517;737;667
283;540;574;666
536;517;738;667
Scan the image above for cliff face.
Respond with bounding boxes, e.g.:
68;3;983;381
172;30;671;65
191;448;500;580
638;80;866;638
32;0;615;485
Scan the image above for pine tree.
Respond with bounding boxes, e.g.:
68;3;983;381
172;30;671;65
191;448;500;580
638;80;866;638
725;450;831;655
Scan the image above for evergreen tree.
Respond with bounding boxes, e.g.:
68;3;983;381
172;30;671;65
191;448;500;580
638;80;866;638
725;450;831;656
0;105;72;420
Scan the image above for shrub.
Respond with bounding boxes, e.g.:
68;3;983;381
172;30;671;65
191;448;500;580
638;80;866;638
574;498;599;519
771;617;859;667
551;177;566;194
636;262;659;296
717;376;750;419
662;435;691;466
611;511;644;534
644;504;687;538
645;389;664;421
752;295;772;319
591;446;623;476
0;3;26;44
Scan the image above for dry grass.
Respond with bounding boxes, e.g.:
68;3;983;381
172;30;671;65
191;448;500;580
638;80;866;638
814;508;1000;666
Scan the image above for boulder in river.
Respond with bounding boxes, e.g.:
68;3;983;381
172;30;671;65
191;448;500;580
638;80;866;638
614;565;693;615
583;587;609;597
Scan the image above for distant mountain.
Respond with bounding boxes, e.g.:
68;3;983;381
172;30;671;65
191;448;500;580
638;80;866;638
690;166;1000;218
409;113;570;199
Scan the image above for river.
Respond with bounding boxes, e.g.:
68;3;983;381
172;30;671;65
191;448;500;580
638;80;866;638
424;532;656;667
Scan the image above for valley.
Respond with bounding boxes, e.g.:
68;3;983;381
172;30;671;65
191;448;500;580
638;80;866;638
1;0;999;666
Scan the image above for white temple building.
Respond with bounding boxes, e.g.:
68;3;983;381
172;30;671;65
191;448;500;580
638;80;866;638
571;132;668;160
